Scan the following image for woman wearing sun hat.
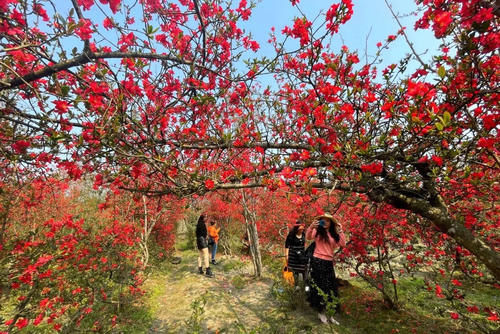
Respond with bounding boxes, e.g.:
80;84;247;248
305;212;346;324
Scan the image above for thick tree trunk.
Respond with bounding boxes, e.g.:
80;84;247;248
381;189;500;281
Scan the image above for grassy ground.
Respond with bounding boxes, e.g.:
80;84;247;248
115;244;499;334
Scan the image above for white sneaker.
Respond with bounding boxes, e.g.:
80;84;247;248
318;313;328;324
330;316;340;325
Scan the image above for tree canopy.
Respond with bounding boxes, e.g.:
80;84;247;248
1;0;498;277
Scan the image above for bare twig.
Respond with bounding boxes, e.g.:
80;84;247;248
384;0;429;70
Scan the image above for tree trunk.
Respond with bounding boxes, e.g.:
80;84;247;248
141;196;150;269
241;192;263;277
246;220;263;277
381;189;500;281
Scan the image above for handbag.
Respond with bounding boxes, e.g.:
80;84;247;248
208;236;215;246
282;262;294;286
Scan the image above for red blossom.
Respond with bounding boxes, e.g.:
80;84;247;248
433;11;452;37
103;17;114;29
77;0;94;10
109;0;120;13
36;254;53;266
325;3;340;33
487;312;499;322
11;140;30;154
236;0;251;20
205;179;215;189
361;162;383;175
431;155;443;166
477;137;495;149
33;312;45;326
33;4;49;21
435;284;444;298
15;318;28;329
75;19;93;40
53;100;70;114
467;305;479;313
284;18;312;46
0;0;17;12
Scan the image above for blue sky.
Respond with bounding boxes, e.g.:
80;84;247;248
48;0;441;72
241;0;441;69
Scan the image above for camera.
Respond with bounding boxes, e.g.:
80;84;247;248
318;219;325;227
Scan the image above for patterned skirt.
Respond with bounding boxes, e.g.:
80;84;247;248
288;247;307;273
307;256;340;313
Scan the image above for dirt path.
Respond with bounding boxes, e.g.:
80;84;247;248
139;246;479;334
144;250;336;334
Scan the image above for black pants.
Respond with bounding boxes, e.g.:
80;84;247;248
292;270;306;285
307;257;340;313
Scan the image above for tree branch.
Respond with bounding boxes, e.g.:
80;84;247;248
0;51;192;91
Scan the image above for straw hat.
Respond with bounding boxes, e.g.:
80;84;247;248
317;212;335;222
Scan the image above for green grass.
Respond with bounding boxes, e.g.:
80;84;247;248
111;263;172;333
338;280;452;334
263;258;498;334
231;274;248;290
176;239;194;252
117;250;499;334
221;258;247;273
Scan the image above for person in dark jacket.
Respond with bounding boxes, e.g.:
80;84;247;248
284;222;307;284
195;214;213;277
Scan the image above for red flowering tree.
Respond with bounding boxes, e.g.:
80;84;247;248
0;0;498;282
0;174;184;332
262;0;500;280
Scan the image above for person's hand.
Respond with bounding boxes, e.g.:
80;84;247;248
335;223;344;234
311;221;319;229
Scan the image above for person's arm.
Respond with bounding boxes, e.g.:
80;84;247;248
284;234;291;264
306;222;318;240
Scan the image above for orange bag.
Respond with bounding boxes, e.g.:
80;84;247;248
282;263;294;286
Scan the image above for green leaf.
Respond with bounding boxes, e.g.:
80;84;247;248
443;111;451;125
60;86;70;96
437;66;446;78
435;122;444;131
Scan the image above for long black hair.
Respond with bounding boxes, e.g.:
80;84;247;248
195;214;207;238
286;223;303;239
317;219;340;243
290;224;300;236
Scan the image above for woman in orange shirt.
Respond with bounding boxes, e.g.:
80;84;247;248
207;220;221;265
